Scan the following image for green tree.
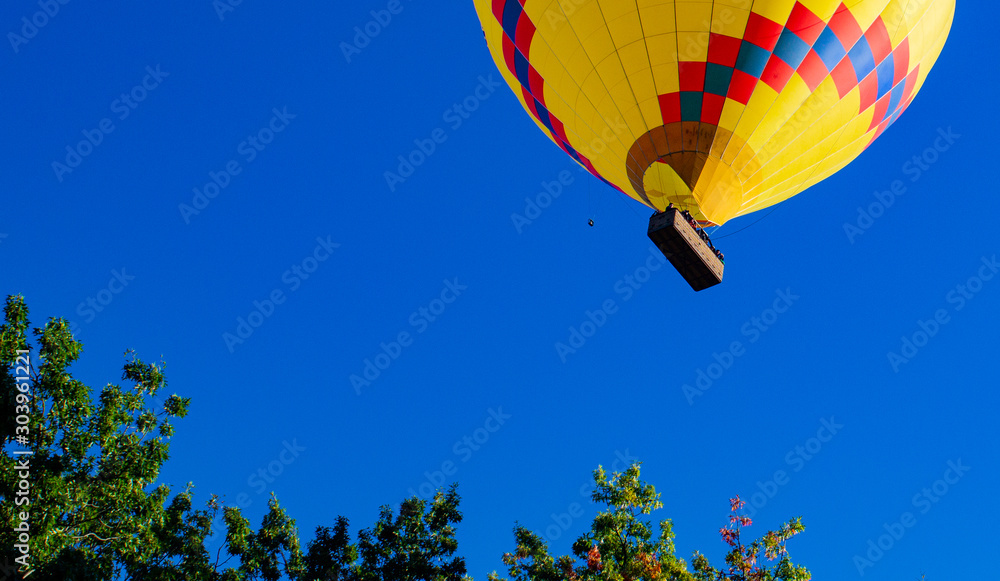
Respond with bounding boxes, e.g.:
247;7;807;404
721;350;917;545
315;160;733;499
690;497;809;581
300;516;357;580
299;486;467;581
0;294;190;579
353;485;467;581
493;463;810;581
0;295;304;581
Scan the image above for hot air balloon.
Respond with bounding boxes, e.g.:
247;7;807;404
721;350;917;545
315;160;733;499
474;0;955;290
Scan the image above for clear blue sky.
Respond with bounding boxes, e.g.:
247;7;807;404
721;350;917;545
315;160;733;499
1;2;994;579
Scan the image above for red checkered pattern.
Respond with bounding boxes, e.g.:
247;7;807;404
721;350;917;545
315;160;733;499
492;0;624;192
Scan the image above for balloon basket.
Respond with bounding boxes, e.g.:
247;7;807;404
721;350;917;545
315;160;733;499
648;209;724;292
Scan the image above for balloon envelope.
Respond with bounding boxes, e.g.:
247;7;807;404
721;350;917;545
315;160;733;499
474;0;955;225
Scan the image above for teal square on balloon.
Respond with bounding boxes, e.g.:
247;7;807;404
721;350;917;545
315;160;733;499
680;92;702;122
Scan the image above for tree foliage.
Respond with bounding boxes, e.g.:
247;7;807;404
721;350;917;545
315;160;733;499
690;497;809;581
492;464;810;581
0;295;810;581
299;487;467;581
1;294;193;580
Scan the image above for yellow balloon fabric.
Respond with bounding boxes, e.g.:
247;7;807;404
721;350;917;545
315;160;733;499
474;0;955;225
